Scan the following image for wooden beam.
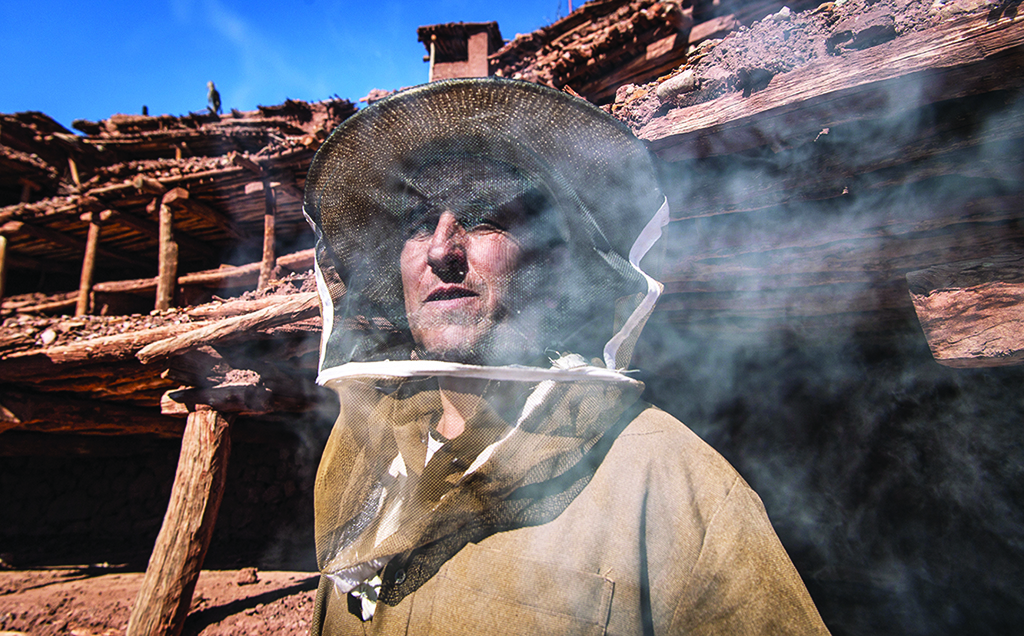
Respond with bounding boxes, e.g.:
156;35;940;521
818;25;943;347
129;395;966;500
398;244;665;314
1;251;79;275
907;254;1024;368
161;384;272;416
0;322;206;382
229;152;265;178
245;178;304;203
100;247;313;293
233;154;304;204
2;296;76;315
133;174;168;196
158;346;231;388
161;187;247;241
1;220;150;268
137;292;318;364
155;196;178;311
687;13;740;45
258;181;276;291
0;389;184;438
159;359;326;416
2;248;316;315
126;408;232;636
657;98;1024;221
175;247;314;289
76;210;103;316
106;208;213;260
184;287;315;320
639;13;1024;161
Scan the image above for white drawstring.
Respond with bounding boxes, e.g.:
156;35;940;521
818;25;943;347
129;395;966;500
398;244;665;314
602;197;670;370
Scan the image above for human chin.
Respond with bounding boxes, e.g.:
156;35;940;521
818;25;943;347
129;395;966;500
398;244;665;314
411;321;494;364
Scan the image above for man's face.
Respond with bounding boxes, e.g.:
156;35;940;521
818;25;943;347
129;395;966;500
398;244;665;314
400;208;524;364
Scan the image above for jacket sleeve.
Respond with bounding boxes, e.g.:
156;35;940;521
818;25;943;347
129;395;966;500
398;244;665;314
660;474;831;635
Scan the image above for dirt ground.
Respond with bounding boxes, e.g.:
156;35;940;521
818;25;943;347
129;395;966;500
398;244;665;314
0;567;318;636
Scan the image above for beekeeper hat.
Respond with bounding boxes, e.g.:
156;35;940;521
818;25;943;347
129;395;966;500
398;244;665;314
303;78;667;371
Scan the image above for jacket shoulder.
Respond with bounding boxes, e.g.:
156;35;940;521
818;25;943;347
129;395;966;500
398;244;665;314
613;404;744;486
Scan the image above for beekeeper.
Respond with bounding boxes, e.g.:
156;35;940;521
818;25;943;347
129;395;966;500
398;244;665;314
303;78;829;636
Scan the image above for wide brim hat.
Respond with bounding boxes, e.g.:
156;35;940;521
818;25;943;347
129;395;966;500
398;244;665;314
303;78;665;370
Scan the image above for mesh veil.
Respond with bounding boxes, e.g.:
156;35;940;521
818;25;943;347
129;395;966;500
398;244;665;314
303;79;667;604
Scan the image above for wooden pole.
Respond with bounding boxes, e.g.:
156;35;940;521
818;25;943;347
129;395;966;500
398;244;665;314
257;181;276;292
68;157;82;188
76;211;103;316
155;196;178;311
0;234;8;306
126;408;233;636
429;36;436;82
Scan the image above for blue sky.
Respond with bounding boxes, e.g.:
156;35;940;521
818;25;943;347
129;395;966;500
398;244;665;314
1;0;569;132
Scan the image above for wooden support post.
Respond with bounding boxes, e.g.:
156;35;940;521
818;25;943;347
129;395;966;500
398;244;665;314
155;195;178;311
126;408;232;636
68;157;82;188
257;181;276;291
429;36;436;82
0;234;7;306
76;211;103;316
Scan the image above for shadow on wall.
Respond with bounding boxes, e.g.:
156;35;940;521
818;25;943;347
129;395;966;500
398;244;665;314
0;411;335;572
637;324;1024;636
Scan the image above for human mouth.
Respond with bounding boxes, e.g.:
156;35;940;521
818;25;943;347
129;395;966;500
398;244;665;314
426;286;478;302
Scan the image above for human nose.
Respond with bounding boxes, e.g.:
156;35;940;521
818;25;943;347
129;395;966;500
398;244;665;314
426;212;468;283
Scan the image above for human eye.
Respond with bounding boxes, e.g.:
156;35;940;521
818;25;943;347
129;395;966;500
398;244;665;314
461;210;507;233
406;210;438;239
470;218;505;233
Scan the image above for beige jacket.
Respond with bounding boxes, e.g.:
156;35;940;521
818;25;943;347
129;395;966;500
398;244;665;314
311;405;830;635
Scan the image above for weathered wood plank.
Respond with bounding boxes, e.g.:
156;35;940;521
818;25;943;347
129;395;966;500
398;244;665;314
1;251;79;275
0;389;184;437
640;13;1024;160
184;290;314;320
126;408;232;636
137;292;318;364
160;384;272;416
162;187;248;241
106;208;212;260
659;94;1024;221
907;255;1024;368
2;219;150;268
0;292;319;382
657;197;1024;290
0;323;204;381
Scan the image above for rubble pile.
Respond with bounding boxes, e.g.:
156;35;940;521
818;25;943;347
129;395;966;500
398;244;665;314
612;0;965;127
491;0;823;102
